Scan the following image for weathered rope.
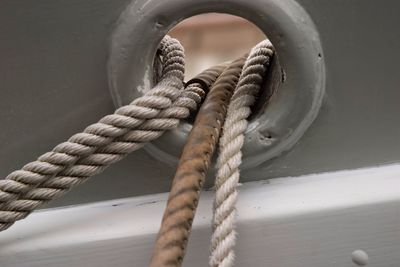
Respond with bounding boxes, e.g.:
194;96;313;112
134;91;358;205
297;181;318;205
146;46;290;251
1;33;276;267
210;40;274;267
0;36;184;230
149;56;247;267
0;37;225;232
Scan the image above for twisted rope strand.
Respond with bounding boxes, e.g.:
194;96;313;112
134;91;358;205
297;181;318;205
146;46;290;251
0;36;186;231
0;62;224;230
149;56;247;267
0;63;225;231
210;40;274;267
1;35;275;267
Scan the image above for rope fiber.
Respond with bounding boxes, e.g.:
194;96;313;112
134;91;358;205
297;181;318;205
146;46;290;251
0;36;225;231
149;56;247;267
0;35;275;267
210;40;274;267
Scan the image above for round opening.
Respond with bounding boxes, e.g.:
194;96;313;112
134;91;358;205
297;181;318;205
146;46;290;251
168;13;266;81
163;13;279;126
108;0;325;173
147;13;285;165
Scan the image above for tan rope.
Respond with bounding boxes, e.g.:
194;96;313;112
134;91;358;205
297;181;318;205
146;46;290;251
149;56;246;267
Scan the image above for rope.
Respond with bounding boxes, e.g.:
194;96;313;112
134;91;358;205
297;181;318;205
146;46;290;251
0;36;225;232
1;33;276;267
149;56;247;267
210;40;274;267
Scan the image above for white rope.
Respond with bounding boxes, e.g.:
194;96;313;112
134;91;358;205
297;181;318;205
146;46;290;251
210;40;274;267
0;36;199;231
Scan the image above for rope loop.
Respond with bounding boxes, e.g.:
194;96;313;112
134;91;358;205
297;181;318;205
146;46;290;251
0;36;224;232
0;36;275;267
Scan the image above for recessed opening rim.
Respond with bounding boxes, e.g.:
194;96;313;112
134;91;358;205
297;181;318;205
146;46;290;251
108;0;326;171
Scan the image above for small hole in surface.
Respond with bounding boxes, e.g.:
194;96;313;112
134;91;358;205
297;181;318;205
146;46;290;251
155;21;164;28
158;13;283;124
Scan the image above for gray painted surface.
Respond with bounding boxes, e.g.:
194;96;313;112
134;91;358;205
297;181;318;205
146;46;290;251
108;0;326;170
1;164;400;266
1;0;400;207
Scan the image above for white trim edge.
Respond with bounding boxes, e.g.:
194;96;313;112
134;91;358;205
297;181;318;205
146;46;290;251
1;164;400;266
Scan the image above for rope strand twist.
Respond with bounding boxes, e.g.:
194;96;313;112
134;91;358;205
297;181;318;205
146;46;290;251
0;36;224;231
210;40;274;267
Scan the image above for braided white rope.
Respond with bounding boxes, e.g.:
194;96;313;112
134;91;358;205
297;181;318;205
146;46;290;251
0;36;193;231
210;40;274;267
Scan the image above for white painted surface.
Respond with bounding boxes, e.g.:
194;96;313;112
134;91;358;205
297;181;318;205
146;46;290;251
1;164;400;266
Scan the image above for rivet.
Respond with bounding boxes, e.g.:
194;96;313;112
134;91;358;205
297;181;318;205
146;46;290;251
351;250;369;266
